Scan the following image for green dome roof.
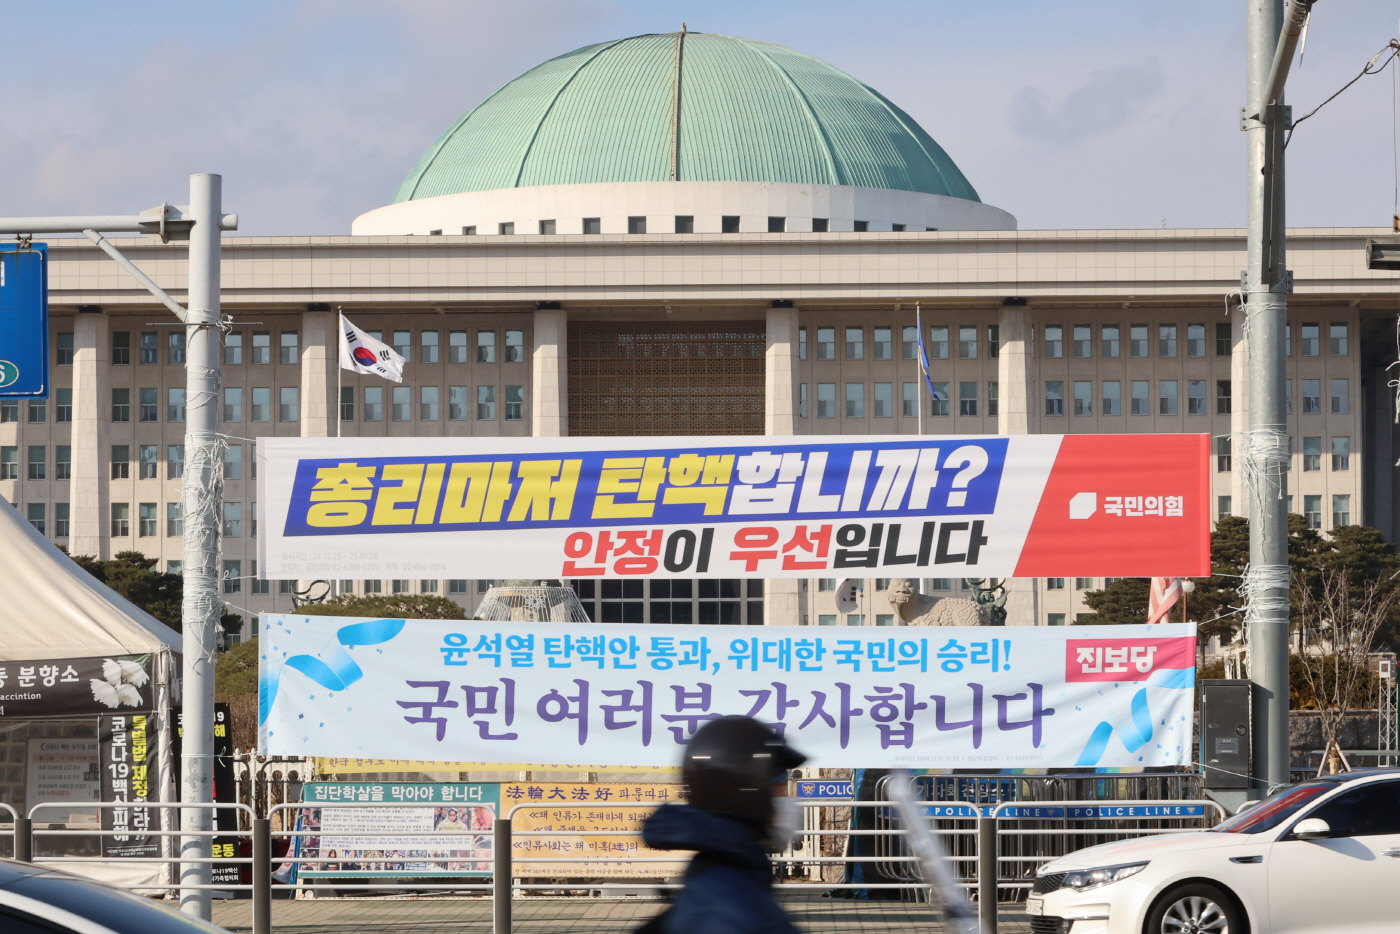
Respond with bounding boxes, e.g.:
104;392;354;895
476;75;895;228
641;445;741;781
393;32;980;203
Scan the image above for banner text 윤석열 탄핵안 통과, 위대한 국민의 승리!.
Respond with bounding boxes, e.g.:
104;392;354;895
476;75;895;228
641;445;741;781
259;616;1198;769
257;434;1210;580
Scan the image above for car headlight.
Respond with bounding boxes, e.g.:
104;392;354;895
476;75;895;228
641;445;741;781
1059;861;1148;891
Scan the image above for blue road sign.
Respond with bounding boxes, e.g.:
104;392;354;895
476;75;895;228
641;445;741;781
795;780;853;799
0;244;48;397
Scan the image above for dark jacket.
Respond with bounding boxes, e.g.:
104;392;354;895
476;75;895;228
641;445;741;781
641;803;800;934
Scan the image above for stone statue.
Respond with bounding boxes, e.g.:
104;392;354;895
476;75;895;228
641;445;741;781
887;578;988;627
965;578;1009;627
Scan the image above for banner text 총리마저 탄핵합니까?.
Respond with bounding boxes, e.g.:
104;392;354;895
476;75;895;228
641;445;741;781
259;616;1197;770
257;434;1210;580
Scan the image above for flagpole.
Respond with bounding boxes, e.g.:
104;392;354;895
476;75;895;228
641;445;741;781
916;304;924;437
336;309;342;438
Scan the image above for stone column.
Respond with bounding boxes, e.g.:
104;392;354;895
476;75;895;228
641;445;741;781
532;306;567;437
764;305;802;624
70;309;108;558
997;301;1036;624
764;305;799;435
997;302;1032;435
300;308;336;438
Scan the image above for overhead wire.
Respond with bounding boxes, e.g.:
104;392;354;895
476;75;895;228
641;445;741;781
1285;40;1400;148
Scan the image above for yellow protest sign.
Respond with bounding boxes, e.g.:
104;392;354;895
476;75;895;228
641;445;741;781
502;782;689;878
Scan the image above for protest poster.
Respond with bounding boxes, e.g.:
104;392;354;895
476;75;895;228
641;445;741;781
502;782;687;877
258;434;1210;580
260;616;1197;770
294;782;498;880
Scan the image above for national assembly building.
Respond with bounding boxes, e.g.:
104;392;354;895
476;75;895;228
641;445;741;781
2;31;1393;630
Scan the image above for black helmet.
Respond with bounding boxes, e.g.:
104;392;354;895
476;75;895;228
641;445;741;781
682;716;807;823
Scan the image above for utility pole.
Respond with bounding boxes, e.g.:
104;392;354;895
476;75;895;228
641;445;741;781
0;176;233;920
1243;0;1312;795
178;173;225;920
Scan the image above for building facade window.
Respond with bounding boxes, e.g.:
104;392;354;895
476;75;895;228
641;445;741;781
1217;436;1232;472
1330;379;1349;414
223;502;242;538
420;330;439;363
1102;324;1120;358
1301;379;1321;414
817;383;836;417
26;503;45;535
1187;380;1206;415
55;388;72;422
54;503;69;537
340;386;354;421
1300;322;1320;356
799;383;808;418
1073;381;1092;416
1159;324;1177;357
167;502;183;537
392;386;411;421
816;327;835;360
250;387;270;421
583;218;601;235
959;382;977;417
223;387;242;422
874;382;894;418
845;326;863;360
1216;322;1232;355
55;445;70;480
1187;323;1206;357
111;445;130;479
224;445;242;480
137;387;157;422
28;399;44;423
1043;325;1063;358
506;329;525;363
111;388;130;422
874;326;892;360
223;559;241;594
56;332;74;365
140;445;158;479
901;383;915;418
987;382;999;417
364;386;383;421
1330;323;1348;355
169;331;186;365
449;330;468;363
1218;495;1232;517
167;445;184;479
1159;380;1178;415
478;386;495;420
477;330;495;363
845;383;864;418
225;331;242;364
279;387;299;422
988;324;1000;358
168;388;186;422
138;503;157;537
930;382;949;417
1333;494;1351;526
1332;436;1350;470
1303;436;1321;471
449;386;468;420
111;503;129;537
1073;325;1092;358
1304;495;1322;529
1131;380;1149;415
27;445;45;480
111;332;130;365
928;326;949;359
1102;380;1120;415
1130;325;1148;357
1045;381;1064;416
421;386;439;421
252;331;271;364
959;326;978;359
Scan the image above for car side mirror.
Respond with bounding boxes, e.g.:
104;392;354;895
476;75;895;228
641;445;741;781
1293;817;1331;840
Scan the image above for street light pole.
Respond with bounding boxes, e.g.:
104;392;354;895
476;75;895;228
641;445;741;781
179;174;225;919
1243;0;1313;796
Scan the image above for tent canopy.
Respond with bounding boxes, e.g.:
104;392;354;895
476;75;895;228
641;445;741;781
0;496;180;661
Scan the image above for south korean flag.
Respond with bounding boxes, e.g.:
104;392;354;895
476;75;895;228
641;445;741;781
339;313;405;382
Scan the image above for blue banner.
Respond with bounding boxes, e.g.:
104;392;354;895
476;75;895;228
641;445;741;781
0;244;48;398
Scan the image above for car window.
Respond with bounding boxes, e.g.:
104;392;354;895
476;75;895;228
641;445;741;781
8;870;228;934
0;907;68;934
1214;783;1331;834
1302;781;1400;838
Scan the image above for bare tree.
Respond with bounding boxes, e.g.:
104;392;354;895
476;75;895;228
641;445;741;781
1293;569;1394;773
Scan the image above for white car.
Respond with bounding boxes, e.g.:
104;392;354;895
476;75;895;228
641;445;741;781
1027;769;1400;934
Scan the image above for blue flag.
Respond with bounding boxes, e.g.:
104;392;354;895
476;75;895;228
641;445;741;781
916;325;942;400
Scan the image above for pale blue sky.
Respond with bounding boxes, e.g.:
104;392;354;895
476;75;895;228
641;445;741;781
2;1;1398;234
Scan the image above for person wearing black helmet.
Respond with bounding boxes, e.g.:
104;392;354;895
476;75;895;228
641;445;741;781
640;715;807;934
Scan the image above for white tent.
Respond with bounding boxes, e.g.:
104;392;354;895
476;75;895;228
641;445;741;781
0;495;179;660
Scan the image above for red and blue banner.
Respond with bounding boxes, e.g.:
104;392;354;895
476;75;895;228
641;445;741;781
258;434;1209;580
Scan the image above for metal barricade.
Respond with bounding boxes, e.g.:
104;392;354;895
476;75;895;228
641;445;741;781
27;801;254;896
0;802;20;861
